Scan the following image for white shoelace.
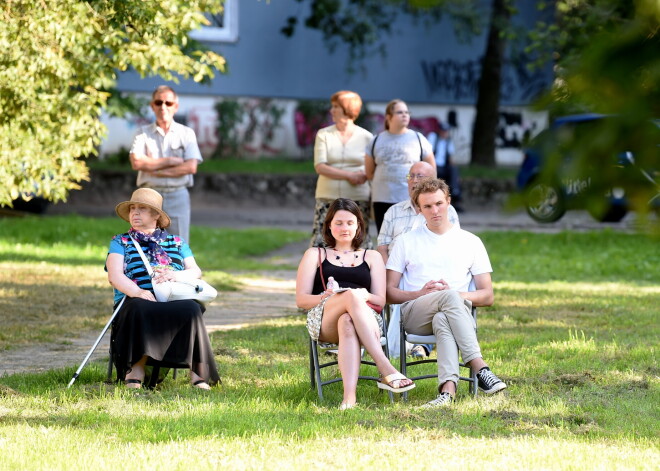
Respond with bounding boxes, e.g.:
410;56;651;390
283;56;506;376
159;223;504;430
479;368;500;387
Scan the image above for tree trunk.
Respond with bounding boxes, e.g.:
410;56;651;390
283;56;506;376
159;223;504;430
470;0;510;167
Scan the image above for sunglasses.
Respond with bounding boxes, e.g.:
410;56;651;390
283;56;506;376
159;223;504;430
153;100;176;107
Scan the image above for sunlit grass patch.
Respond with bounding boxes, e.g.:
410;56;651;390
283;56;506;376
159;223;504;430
0;216;306;350
1;221;659;468
0;310;658;468
0;215;307;270
481;230;659;284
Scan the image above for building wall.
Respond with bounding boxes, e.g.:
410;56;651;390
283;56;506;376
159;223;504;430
104;0;551;164
101;95;547;165
115;0;551;105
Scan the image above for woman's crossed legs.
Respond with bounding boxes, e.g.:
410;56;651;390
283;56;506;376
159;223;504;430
319;289;413;407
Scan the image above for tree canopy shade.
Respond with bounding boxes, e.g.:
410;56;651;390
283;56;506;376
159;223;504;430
281;0;528;167
0;0;226;207
534;0;660;218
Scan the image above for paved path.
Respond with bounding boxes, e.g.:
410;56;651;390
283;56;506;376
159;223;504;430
48;197;648;234
0;271;298;377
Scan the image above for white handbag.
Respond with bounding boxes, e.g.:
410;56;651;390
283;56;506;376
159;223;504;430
130;236;217;307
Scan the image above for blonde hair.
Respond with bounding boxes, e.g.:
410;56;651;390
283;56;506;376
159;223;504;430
331;90;363;120
411;178;451;208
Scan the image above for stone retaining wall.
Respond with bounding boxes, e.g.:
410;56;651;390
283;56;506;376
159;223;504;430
68;170;514;208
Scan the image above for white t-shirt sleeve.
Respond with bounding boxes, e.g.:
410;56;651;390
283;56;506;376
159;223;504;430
448;205;460;228
420;133;434;157
386;235;406;274
469;236;492;276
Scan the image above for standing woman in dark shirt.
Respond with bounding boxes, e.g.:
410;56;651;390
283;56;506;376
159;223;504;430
296;198;414;409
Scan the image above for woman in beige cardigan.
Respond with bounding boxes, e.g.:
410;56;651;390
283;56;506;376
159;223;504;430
310;90;374;248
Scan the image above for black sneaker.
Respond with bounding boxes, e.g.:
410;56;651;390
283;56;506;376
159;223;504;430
410;345;429;359
477;367;507;394
422;392;453;408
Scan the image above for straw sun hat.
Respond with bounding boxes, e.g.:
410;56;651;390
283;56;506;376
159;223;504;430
115;188;171;228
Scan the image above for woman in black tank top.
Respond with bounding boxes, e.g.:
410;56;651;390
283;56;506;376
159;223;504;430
296;198;415;409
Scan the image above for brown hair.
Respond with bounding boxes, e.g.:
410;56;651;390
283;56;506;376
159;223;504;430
322;198;366;250
384;99;405;130
331;90;362;120
152;85;178;102
411;178;451;208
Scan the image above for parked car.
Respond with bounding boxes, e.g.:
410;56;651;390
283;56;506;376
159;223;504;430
517;114;659;223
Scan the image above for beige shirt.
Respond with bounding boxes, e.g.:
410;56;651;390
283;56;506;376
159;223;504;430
131;122;202;189
314;124;373;201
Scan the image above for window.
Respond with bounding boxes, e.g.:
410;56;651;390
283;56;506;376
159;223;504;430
189;0;238;43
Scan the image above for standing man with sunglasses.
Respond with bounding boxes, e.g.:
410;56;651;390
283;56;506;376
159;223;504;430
129;85;202;243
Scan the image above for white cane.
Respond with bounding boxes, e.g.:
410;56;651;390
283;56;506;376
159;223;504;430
67;296;126;388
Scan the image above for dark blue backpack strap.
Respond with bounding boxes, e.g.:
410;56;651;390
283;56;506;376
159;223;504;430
370;133;380;158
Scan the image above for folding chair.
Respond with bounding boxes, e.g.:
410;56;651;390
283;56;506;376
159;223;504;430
309;315;393;402
399;305;479;399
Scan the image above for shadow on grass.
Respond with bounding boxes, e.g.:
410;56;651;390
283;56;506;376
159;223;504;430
1;315;657;443
0;253;103;265
0;281;112;349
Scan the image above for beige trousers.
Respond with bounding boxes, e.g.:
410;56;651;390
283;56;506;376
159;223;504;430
401;290;481;386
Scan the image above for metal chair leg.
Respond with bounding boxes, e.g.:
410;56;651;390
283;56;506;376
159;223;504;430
106;349;114;383
310;338;324;400
309;338;316;389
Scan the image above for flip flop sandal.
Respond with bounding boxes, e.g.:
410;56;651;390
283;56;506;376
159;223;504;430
125;378;142;389
193;379;211;390
377;373;415;393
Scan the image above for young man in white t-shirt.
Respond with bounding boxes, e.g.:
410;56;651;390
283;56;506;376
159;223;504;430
386;178;506;407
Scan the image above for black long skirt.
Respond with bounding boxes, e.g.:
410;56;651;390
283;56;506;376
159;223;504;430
111;297;220;386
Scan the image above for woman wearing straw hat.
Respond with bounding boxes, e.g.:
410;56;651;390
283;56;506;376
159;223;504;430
106;188;220;389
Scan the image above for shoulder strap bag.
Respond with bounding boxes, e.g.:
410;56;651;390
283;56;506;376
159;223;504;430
130;236;217;307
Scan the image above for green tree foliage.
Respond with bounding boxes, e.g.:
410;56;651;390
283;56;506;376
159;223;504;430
533;0;659;217
280;0;515;168
282;0;483;73
0;0;226;206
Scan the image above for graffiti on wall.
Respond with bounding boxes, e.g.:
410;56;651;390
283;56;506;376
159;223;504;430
421;59;482;101
421;53;549;102
497;110;537;149
186;107;218;156
183;98;287;158
101;98;545;166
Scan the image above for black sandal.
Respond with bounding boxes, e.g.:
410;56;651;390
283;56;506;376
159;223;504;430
125;378;142;389
192;379;210;390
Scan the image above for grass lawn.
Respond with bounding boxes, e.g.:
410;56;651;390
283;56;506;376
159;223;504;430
0;215;306;350
89;157;518;180
0;216;658;469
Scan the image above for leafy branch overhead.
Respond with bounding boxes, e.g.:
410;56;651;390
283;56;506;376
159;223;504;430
0;0;227;207
281;0;482;71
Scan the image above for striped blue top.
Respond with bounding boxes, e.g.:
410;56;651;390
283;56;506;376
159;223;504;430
107;233;194;306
